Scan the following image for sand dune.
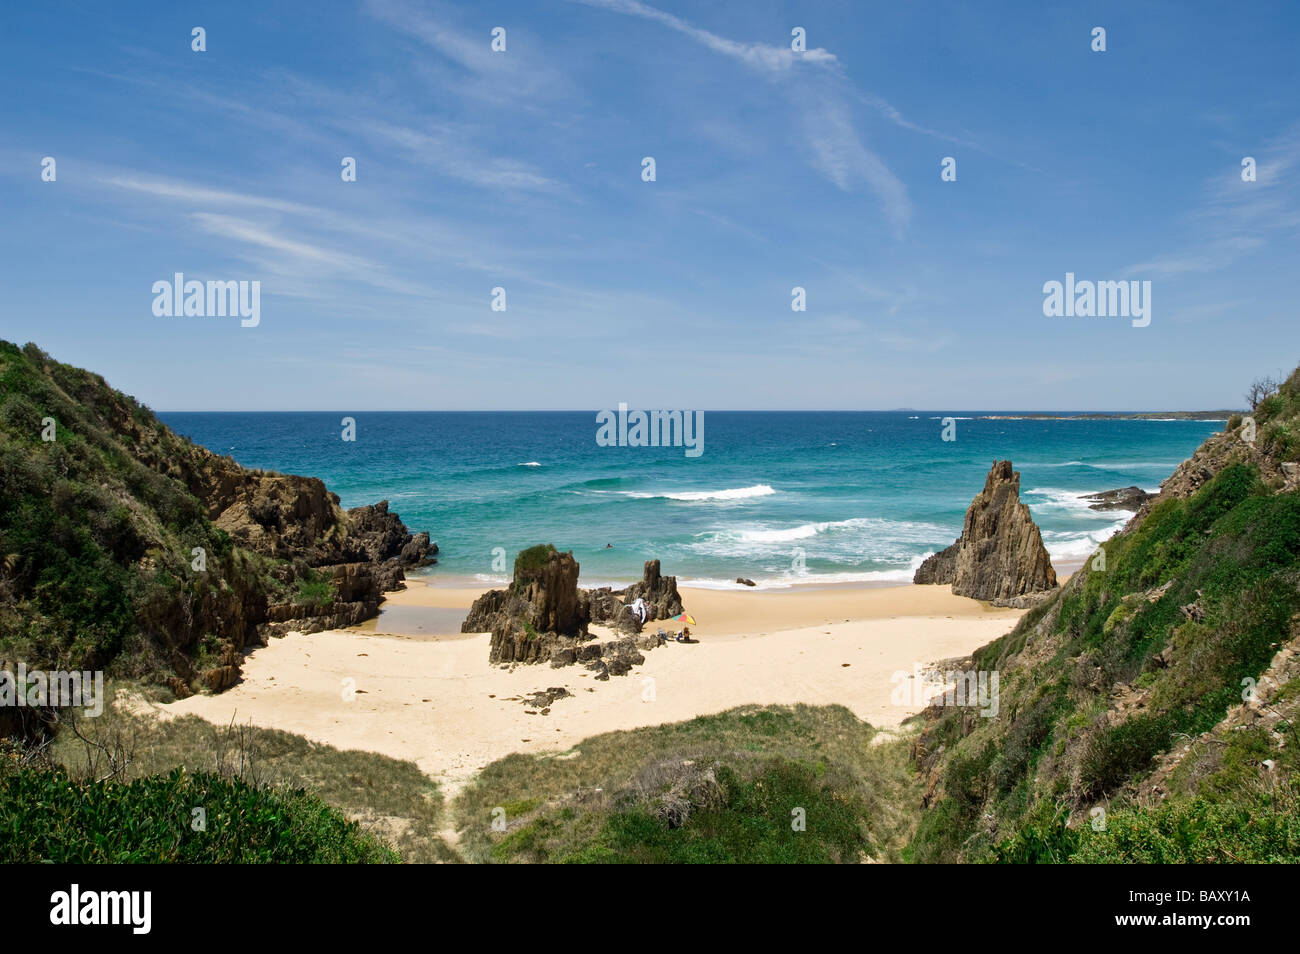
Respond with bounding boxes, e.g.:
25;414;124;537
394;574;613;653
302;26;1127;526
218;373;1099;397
163;580;1024;795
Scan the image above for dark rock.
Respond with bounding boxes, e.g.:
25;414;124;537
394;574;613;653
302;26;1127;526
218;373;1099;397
523;687;572;708
914;460;1058;601
462;545;591;664
624;560;685;619
585;560;685;631
1082;486;1154;512
464;548;681;676
736;577;757;587
198;665;240;692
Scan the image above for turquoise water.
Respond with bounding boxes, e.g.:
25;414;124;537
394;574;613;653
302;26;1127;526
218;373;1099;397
159;412;1222;589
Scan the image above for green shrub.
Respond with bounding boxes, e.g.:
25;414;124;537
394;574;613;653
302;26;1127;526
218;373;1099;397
561;760;868;864
0;763;396;863
1072;783;1300;863
513;544;557;575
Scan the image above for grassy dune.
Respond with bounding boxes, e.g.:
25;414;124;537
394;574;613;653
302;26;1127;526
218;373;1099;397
454;704;918;864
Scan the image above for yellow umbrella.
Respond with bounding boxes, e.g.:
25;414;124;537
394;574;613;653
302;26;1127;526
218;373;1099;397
671;612;697;625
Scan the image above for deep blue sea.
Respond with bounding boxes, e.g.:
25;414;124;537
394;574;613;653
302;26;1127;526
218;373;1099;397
158;412;1223;589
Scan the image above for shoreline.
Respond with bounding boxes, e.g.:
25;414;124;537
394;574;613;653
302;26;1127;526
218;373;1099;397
407;561;1086;600
161;578;1029;795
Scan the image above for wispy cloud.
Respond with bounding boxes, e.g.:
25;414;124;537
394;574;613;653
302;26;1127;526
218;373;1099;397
365;0;572;106
1124;236;1265;278
572;0;910;235
799;96;910;234
1126;122;1300;277
361;119;561;192
571;0;838;72
101;175;312;215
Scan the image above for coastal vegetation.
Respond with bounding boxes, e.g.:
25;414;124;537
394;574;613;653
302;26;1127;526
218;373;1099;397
910;364;1300;863
0;759;396;863
454;704;917;864
0;338;431;706
19;682;458;862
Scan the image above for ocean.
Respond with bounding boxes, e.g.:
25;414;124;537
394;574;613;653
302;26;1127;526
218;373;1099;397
158;411;1223;589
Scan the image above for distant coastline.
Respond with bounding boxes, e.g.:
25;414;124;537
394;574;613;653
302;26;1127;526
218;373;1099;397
979;411;1237;421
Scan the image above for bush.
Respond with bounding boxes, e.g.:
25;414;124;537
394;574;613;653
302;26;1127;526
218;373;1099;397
563;759;869;864
0;763;396;863
513;544;556;575
1072;782;1300;863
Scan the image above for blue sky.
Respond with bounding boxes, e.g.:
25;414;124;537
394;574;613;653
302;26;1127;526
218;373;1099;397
1;0;1298;410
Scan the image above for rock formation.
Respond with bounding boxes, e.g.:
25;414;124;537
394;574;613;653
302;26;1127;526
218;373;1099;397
586;559;685;633
209;479;437;647
463;545;590;663
1082;486;1154;512
463;549;682;670
914;460;1057;604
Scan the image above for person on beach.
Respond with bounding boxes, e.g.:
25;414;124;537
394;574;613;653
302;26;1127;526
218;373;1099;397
628;597;649;624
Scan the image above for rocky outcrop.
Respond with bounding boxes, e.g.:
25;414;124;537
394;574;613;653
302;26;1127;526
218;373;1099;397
204;479;436;655
1082;486;1154;512
147;426;439;680
586;560;685;633
914;460;1057;603
464;548;683;673
210;471;436;582
0;342;441;711
463;545;592;664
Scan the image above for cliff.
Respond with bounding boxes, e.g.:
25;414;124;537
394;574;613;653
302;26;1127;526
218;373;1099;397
0;341;435;709
908;368;1300;863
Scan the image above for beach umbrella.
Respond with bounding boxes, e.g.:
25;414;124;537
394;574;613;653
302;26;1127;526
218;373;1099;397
671;612;697;625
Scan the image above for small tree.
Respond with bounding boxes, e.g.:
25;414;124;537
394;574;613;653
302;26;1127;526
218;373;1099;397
1245;375;1281;411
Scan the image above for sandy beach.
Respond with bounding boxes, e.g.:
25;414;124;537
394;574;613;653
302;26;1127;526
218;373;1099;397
161;578;1026;795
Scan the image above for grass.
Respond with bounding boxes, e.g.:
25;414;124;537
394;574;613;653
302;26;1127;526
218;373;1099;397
454;704;919;864
1070;779;1300;863
295;569;335;607
910;444;1300;863
46;684;460;863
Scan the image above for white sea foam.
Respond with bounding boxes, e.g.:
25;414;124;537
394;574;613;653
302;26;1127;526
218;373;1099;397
681;567;920;590
518;461;542;467
1024;486;1131;517
670;519;953;575
1042;524;1126;562
619;484;777;502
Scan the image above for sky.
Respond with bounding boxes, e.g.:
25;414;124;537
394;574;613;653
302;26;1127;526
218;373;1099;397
1;0;1298;411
